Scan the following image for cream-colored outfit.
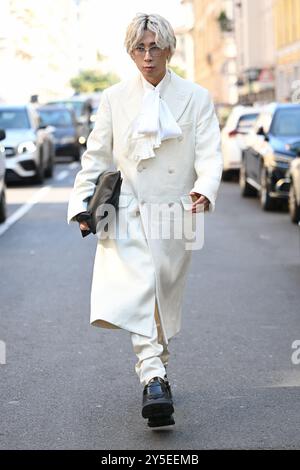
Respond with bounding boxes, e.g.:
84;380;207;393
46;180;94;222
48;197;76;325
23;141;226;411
67;69;223;373
129;72;177;384
131;70;182;163
130;300;169;386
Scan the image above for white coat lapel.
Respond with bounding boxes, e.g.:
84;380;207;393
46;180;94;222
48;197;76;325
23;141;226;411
161;70;193;122
121;74;144;127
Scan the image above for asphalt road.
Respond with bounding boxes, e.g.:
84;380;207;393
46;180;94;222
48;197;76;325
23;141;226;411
0;160;300;450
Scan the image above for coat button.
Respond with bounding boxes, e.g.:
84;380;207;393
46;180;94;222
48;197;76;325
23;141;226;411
178;135;183;142
168;167;175;174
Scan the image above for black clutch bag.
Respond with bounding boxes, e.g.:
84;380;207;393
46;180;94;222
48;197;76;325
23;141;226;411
79;170;122;236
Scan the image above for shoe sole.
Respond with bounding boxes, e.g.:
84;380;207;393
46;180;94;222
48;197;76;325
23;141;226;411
148;414;175;428
142;399;174;419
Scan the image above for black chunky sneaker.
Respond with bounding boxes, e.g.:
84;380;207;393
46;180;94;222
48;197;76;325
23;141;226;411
163;374;173;403
142;376;174;420
147;414;175;428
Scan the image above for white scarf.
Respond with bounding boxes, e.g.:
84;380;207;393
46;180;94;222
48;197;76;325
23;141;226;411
130;70;182;163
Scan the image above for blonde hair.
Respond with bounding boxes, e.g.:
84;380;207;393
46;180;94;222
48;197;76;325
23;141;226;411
124;13;176;61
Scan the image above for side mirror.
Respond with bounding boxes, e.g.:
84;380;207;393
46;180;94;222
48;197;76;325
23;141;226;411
256;126;265;136
257;126;269;141
0;129;6;141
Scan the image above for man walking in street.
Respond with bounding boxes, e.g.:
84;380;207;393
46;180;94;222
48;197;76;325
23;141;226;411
67;13;223;428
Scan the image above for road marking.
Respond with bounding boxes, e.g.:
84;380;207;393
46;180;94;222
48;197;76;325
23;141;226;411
0;163;79;236
0;186;51;237
55;170;69;181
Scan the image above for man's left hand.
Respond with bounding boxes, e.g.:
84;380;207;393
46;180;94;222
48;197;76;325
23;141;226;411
189;192;210;213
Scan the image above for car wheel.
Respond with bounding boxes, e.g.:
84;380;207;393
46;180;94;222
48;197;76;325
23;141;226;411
0;189;6;223
239;162;257;197
289;180;300;224
260;167;277;211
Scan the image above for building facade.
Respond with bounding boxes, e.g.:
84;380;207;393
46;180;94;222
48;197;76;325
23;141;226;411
234;0;276;104
192;0;238;105
174;0;195;80
274;0;300;102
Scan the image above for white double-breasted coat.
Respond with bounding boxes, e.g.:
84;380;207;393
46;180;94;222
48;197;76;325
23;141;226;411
67;70;223;345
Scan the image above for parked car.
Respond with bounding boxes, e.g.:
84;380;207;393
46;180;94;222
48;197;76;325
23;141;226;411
239;103;300;211
221;105;261;180
0;128;6;222
287;141;300;224
46;96;92;146
37;105;83;161
0;104;55;184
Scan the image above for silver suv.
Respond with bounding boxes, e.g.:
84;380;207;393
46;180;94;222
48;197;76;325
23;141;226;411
0;104;55;184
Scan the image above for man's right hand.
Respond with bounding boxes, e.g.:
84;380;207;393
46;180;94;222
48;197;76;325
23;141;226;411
79;221;90;231
75;211;91;232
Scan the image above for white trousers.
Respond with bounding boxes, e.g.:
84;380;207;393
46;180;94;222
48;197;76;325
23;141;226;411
130;300;170;387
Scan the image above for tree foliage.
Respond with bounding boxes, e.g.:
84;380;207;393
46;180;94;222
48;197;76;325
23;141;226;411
70;69;119;93
168;65;186;78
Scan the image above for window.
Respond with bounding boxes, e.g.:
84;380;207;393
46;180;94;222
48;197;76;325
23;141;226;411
38;109;73;127
236;113;259;132
0;109;30;129
271;108;300;136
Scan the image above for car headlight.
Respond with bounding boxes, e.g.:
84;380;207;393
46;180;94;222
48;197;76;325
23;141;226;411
60;136;75;145
17;141;37;154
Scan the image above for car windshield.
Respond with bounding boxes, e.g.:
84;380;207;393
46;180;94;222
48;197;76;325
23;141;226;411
0;109;30;129
271;108;300;136
237;113;259;132
39;109;73;127
49;101;84;119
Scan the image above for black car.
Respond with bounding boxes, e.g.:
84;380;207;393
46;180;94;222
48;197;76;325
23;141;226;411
240;103;300;211
46;97;92;147
37;105;83;161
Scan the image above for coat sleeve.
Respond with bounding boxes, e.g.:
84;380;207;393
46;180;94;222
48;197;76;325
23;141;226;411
67;90;113;224
190;89;223;213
